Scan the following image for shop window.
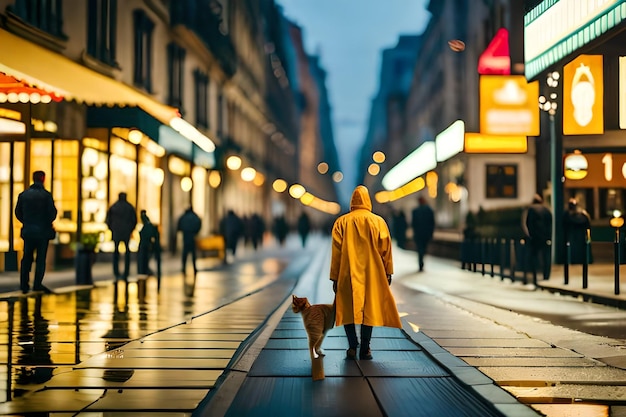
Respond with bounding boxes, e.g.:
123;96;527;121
167;43;186;112
138;149;162;225
0;142;25;252
599;188;625;219
87;0;118;67
194;69;209;129
53;140;78;235
133;9;154;92
81;146;108;230
7;0;67;39
109;138;137;209
485;164;517;199
217;93;224;137
30;139;52;191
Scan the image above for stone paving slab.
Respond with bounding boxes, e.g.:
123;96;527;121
45;368;221;388
424;329;523;338
122;340;241;350
141;332;247;342
224;377;385;417
77;356;230;369
436;338;551;348
447;346;583;357
506;384;626;402
84;388;207;411
479;366;626;384
464;357;601;367
369;377;521;417
86;348;237;358
248;349;362;377
0;388;104;414
264;336;421;350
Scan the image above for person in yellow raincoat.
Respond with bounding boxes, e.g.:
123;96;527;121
330;185;402;360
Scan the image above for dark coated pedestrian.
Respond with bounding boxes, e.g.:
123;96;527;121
297;212;311;247
522;194;553;283
391;209;408;249
220;210;243;258
273;215;289;246
177;207;202;274
411;195;435;272
15;170;57;294
137;210;161;281
250;213;265;250
106;192;137;280
563;198;593;264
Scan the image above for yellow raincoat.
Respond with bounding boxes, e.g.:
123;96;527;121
330;185;402;328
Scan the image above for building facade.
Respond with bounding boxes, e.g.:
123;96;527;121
0;0;334;272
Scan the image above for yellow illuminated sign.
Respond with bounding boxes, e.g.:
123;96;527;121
464;133;527;153
564;152;626;187
479;75;539;136
563;55;603;135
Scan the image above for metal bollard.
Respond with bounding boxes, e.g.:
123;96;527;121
564;241;570;285
610;214;623;295
582;229;590;289
615;229;621;295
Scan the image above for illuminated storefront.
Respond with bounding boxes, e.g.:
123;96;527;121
524;0;626;253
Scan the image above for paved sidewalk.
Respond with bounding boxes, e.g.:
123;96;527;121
1;239;625;416
195;246;540;417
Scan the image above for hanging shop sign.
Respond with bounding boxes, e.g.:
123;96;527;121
479;75;539;136
563;55;604;135
464;133;527;153
563;151;626;187
524;0;626;80
478;28;510;75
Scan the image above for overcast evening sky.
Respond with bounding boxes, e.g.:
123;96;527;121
276;0;431;205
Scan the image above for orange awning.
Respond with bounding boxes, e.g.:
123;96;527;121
0;28;178;125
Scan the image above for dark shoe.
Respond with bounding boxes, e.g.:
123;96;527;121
360;349;373;360
346;348;357;360
20;286;29;294
33;285;53;294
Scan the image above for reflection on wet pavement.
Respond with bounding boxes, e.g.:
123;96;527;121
0;249;297;405
0;236;331;415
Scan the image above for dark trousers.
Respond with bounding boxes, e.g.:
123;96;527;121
182;242;197;273
20;237;49;290
112;239;131;279
528;241;551;284
414;239;429;271
344;323;373;351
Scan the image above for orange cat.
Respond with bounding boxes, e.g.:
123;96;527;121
291;295;335;359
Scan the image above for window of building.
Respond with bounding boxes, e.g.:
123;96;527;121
0;142;25;252
217;93;224;137
194;69;209;129
7;0;66;39
133;9;154;92
167;43;186;112
87;0;118;67
485;164;518;199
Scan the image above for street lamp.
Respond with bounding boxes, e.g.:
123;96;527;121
539;70;563;264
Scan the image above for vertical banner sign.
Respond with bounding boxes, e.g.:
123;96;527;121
563;55;604;135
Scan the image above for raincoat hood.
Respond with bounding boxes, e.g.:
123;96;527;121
350;185;372;211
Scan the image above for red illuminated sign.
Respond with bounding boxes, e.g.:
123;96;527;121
478;28;510;75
